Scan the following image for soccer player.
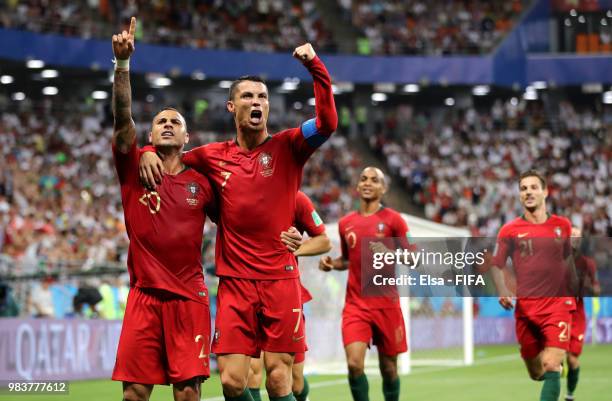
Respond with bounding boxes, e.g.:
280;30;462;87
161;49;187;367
110;18;216;401
140;44;337;401
490;170;575;401
318;167;411;401
566;227;600;401
248;191;332;401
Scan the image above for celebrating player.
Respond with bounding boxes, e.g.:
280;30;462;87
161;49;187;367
110;17;216;401
565;227;600;401
140;44;337;401
490;170;576;401
318;167;411;401
248;191;332;401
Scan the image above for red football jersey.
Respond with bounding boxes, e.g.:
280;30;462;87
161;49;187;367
176;56;336;280
491;214;575;316
339;207;412;309
294;191;326;304
113;142;215;303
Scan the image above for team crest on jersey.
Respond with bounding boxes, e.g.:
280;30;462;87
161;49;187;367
376;222;386;238
214;329;220;343
185;182;200;206
554;227;562;237
258;152;273;177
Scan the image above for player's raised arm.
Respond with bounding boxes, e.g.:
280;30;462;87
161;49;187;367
293;43;338;149
112;17;137;154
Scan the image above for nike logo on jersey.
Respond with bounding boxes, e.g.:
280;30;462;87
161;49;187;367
292;335;305;342
517;233;529;238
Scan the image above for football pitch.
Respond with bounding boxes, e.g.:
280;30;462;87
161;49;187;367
4;344;611;401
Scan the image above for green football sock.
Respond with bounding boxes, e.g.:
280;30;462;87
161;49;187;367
225;388;255;401
269;394;296;401
567;367;580;396
540;371;560;401
248;387;261;401
382;378;400;401
293;377;309;401
348;374;370;401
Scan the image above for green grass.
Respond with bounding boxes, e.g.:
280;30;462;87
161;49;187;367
3;344;611;401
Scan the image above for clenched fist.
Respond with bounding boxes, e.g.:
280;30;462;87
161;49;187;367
112;16;136;61
293;43;316;63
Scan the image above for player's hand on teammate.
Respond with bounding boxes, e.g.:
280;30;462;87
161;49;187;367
139;151;165;189
498;296;514;310
281;226;303;253
319;256;334;272
112;16;136;60
293;43;316;63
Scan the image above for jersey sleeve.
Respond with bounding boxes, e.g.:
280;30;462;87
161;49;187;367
391;212;415;251
112;140;139;186
491;224;512;268
290;56;337;164
294;192;325;237
339;219;349;261
140;144;211;175
182;146;211;175
562;217;573;259
200;176;218;222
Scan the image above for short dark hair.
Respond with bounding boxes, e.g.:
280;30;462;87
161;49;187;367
156;106;181;115
518;169;546;189
153;107;187;128
228;75;267;100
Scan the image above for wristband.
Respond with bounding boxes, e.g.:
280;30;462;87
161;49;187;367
114;58;130;71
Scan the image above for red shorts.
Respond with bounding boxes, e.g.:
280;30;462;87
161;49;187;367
294;312;307;364
515;310;573;359
113;287;211;384
342;304;407;356
569;300;586;356
212;277;306;357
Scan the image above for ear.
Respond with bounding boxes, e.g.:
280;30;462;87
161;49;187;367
543;187;548;198
148;132;152;143
227;100;235;113
184;132;190;145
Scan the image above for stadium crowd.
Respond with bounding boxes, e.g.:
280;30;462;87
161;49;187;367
340;0;526;55
0;0;530;55
370;98;611;236
0;0;337;53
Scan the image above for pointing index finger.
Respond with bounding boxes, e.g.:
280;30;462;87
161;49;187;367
129;17;136;37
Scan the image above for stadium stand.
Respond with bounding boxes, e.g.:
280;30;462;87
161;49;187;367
0;0;338;53
347;0;527;55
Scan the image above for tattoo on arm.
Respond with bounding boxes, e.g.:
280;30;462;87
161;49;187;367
112;70;136;153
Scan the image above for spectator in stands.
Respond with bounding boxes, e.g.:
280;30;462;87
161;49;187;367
0;281;19;317
28;275;55;318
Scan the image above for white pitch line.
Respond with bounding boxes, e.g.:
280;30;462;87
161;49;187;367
200;353;519;401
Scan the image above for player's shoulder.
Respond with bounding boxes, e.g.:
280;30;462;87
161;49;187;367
271;128;300;143
548;214;572;229
380;207;403;221
296;191;313;209
498;217;523;235
201;140;230;153
339;211;359;226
